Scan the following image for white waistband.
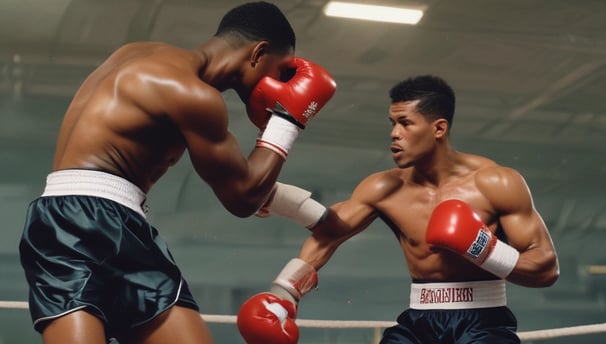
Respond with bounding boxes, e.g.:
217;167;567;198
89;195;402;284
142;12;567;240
409;280;506;310
41;170;148;218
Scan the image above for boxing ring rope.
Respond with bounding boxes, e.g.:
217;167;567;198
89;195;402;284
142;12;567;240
2;300;605;342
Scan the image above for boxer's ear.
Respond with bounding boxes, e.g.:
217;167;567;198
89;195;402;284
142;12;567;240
250;41;270;67
433;119;449;138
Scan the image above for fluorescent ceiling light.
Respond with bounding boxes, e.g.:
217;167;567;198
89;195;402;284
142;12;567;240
587;265;606;275
323;1;424;25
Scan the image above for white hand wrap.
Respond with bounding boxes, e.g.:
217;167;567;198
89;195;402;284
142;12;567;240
256;116;301;159
272;258;318;301
266;182;327;228
480;240;520;279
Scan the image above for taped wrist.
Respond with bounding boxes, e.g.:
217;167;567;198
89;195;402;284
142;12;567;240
479;240;520;279
268;182;327;228
256;115;301;159
270;284;297;305
272;258;318;302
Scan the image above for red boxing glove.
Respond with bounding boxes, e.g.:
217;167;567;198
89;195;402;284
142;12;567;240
248;57;336;159
247;57;337;129
237;292;299;344
426;199;519;279
238;258;317;343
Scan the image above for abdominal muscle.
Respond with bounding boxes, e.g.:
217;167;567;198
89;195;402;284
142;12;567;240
402;240;498;282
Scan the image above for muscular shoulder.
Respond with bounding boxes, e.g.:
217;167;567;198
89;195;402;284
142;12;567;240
352;168;405;205
475;164;526;192
113;44;227;137
118;44;217;102
474;164;532;214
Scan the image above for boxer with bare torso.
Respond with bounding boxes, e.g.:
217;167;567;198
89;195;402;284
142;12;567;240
19;2;336;344
237;75;559;344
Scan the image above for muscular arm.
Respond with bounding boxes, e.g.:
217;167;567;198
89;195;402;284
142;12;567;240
299;173;395;270
299;201;372;270
181;85;286;217
140;67;285;217
479;167;559;287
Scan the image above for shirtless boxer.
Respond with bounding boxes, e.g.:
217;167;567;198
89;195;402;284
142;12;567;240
18;2;336;343
237;75;559;343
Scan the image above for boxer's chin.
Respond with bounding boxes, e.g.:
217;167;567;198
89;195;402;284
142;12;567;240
393;156;413;169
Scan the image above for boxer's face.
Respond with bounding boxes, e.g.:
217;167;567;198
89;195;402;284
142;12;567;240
389;100;443;168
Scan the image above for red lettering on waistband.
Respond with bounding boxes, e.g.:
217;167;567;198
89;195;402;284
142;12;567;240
419;287;474;304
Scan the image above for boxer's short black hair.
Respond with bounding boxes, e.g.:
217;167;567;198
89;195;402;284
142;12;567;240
389;75;456;129
215;1;295;54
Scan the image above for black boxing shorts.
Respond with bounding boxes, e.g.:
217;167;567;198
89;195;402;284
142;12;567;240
19;169;199;337
380;280;519;343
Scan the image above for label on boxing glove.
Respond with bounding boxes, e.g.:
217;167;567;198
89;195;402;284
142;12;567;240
302;101;319;122
466;228;492;259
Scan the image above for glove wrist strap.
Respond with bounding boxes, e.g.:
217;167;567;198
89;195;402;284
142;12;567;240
270;284;297;305
272;102;306;129
273;258;318;301
256;116;301;159
479;239;520;279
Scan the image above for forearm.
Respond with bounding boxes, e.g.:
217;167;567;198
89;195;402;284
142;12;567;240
216;148;284;217
507;247;559;287
298;234;340;271
269;222;350;303
253;227;353;307
298;209;355;270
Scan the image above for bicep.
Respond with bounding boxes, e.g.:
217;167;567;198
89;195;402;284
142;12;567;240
318;197;377;240
181;111;281;210
171;83;284;216
312;171;399;242
486;168;555;253
301;172;397;270
170;83;250;190
499;206;554;254
312;175;385;243
301;196;378;269
186;129;249;189
486;168;559;286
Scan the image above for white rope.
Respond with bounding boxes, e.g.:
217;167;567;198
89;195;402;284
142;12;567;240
2;301;605;340
297;319;395;328
516;323;606;340
0;301;28;309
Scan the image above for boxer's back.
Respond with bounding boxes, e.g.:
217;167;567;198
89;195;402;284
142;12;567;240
52;42;201;192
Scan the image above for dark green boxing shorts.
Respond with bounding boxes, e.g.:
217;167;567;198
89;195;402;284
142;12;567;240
19;170;199;337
